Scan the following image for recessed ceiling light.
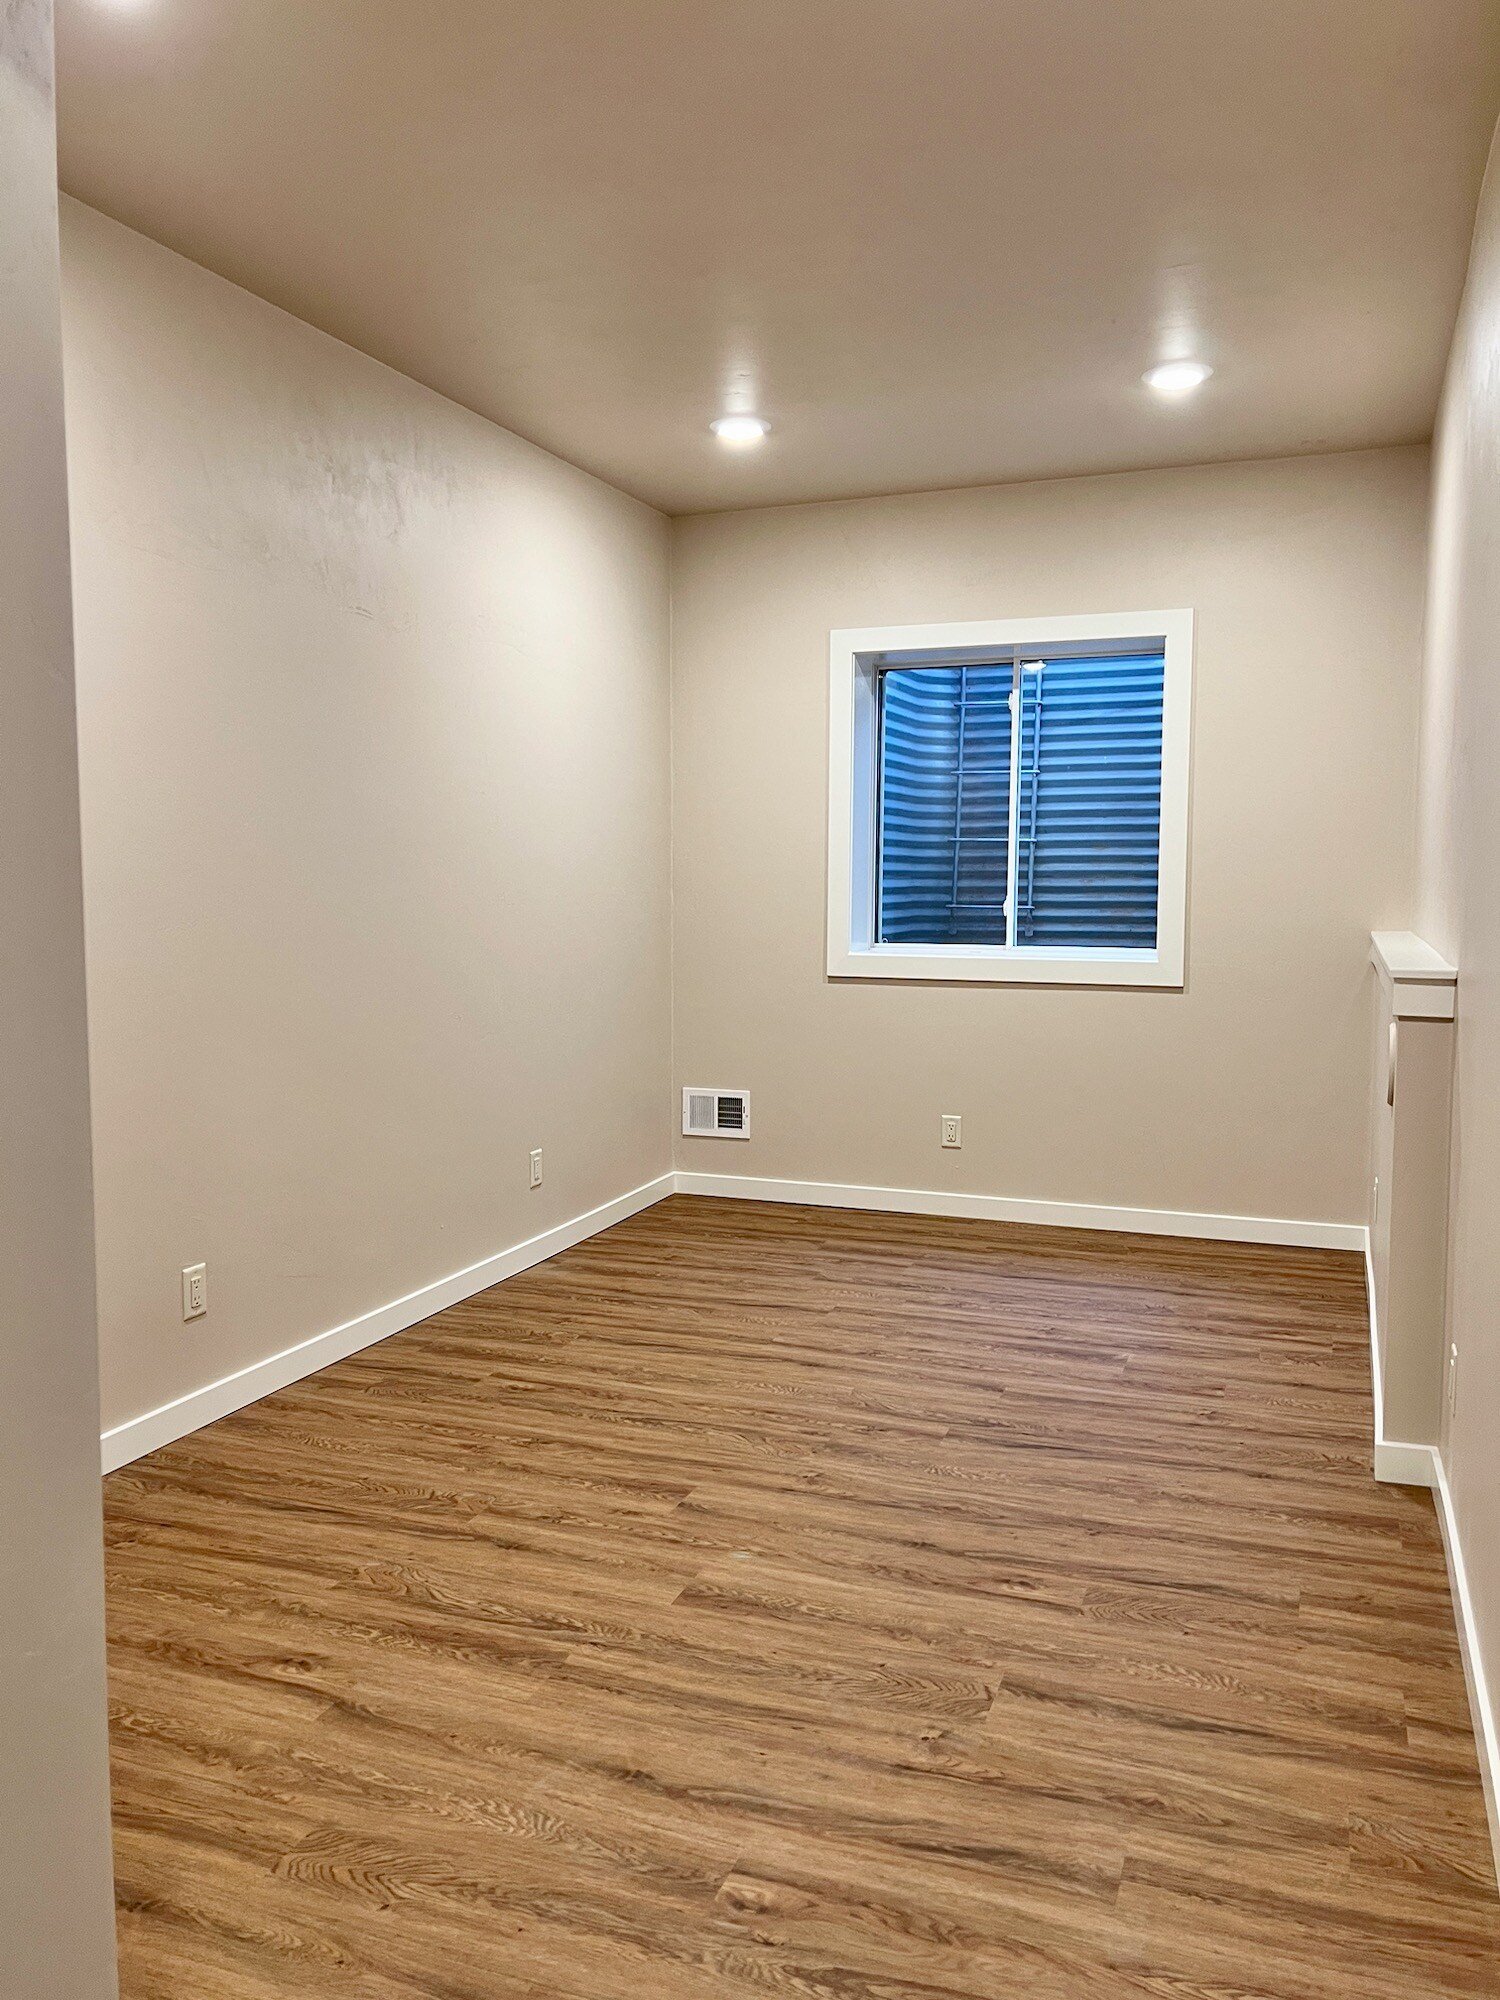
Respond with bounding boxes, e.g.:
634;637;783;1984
710;414;770;446
1144;359;1213;399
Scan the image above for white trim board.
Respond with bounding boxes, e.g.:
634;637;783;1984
1364;1236;1438;1489
100;1173;676;1474
1373;1436;1439;1487
1432;1450;1500;1877
673;1171;1364;1250
1370;930;1458;1021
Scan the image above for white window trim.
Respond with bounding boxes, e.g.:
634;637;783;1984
826;609;1194;987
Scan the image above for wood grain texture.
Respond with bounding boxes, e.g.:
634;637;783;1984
104;1195;1500;1998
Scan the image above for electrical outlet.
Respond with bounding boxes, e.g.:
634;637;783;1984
181;1262;207;1321
941;1114;962;1149
529;1148;543;1189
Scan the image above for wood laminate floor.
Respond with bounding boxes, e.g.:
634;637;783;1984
105;1195;1500;1999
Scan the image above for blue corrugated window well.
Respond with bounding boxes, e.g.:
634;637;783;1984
876;648;1165;950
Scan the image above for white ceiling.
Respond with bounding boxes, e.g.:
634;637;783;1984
57;0;1500;515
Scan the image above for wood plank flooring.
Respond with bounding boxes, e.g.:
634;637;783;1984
104;1195;1500;1999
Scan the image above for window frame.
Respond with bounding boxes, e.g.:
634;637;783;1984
827;610;1194;987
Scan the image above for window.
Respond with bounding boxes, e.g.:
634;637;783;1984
827;612;1192;985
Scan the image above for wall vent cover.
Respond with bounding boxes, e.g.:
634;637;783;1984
682;1087;751;1139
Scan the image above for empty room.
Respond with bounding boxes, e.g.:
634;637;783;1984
7;1;1500;1994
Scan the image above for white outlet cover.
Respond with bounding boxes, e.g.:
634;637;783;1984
181;1262;207;1320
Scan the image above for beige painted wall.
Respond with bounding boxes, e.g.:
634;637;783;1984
670;448;1428;1226
0;9;119;1994
1414;115;1500;1818
61;200;673;1439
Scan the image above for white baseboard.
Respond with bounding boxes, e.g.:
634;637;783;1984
1360;1240;1494;1872
99;1172;675;1473
1432;1451;1500;1879
1362;1237;1438;1490
1372;1437;1438;1487
672;1171;1366;1250
102;1169;1358;1474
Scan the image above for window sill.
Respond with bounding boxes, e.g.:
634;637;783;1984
827;943;1184;988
